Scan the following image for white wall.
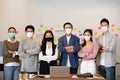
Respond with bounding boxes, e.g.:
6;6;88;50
0;0;120;62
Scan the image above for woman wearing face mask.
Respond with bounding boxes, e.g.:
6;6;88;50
78;29;99;74
3;27;20;80
18;25;40;74
39;30;58;74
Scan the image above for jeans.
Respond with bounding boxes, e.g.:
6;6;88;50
98;65;115;80
4;66;20;80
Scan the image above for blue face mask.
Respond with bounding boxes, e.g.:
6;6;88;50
9;33;16;38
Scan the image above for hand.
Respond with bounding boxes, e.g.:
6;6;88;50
100;46;108;53
8;50;15;54
102;47;108;52
23;50;28;54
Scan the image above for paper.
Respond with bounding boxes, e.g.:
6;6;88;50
56;24;60;29
115;34;119;37
110;28;115;32
98;26;101;30
116;27;120;31
40;24;43;28
43;27;48;31
50;27;54;31
37;28;41;32
73;33;77;36
16;30;19;34
94;31;99;36
73;27;77;31
54;38;58;44
111;24;115;27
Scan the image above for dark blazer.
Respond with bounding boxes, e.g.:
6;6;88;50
58;34;80;68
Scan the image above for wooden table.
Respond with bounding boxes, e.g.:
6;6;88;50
29;74;105;80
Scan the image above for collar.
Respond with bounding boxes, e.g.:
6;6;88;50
8;38;16;43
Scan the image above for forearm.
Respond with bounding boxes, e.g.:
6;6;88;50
27;48;40;55
18;51;29;57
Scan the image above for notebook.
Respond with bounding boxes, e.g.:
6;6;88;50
50;66;70;78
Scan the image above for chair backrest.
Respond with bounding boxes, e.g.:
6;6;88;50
0;41;3;56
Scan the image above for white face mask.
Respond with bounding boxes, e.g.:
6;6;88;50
102;26;108;32
65;28;72;35
26;32;33;38
83;36;91;41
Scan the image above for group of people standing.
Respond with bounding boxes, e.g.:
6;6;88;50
3;18;116;80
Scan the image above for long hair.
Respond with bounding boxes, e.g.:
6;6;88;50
81;29;93;47
41;30;56;55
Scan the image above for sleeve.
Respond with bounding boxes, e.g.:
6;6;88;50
58;38;66;53
85;43;99;59
18;40;29;57
107;35;117;52
27;40;40;55
12;51;18;58
74;37;80;53
3;40;13;58
39;51;49;62
48;47;58;61
78;49;87;58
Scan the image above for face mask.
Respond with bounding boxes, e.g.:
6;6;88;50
27;32;33;38
9;33;16;38
65;28;72;34
45;37;53;42
102;26;108;32
83;36;91;41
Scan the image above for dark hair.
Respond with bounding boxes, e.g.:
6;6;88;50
25;25;35;32
8;27;16;32
81;29;93;47
100;18;109;25
41;30;56;55
42;30;54;43
63;22;73;29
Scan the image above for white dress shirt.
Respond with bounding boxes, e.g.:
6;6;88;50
66;36;71;67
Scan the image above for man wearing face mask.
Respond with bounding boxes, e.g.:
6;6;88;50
58;22;80;74
18;25;40;74
96;18;116;80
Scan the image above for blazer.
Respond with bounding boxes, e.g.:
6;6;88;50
58;34;80;68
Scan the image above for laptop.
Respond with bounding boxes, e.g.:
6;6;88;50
50;66;70;78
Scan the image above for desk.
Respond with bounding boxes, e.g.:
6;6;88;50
29;74;105;80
